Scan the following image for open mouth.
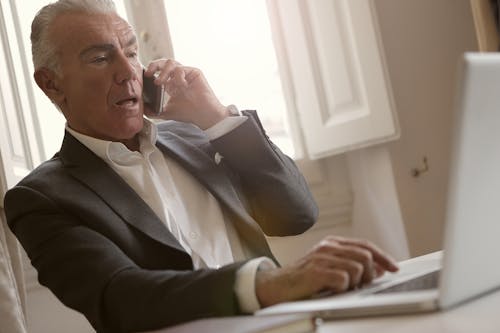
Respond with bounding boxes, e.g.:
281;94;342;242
115;97;138;107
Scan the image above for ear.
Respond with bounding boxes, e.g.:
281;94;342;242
34;68;65;107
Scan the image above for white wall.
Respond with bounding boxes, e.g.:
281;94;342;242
374;0;478;255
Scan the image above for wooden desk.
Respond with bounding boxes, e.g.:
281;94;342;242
318;288;500;333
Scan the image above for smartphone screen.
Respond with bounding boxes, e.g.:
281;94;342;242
142;70;165;115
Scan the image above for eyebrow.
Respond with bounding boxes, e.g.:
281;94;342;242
79;35;138;59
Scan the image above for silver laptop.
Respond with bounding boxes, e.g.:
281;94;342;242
257;52;500;318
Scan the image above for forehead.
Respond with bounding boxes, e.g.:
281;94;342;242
50;12;136;57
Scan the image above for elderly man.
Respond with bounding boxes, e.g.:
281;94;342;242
4;0;398;332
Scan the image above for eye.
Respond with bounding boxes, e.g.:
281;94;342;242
127;51;138;59
91;56;108;64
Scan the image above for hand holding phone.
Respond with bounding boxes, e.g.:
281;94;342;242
142;70;167;115
143;60;227;129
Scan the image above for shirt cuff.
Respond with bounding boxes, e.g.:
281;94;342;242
234;257;277;313
204;115;247;140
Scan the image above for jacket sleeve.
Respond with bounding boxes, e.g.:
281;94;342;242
210;110;319;236
4;185;245;333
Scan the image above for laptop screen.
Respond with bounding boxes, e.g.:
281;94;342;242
439;53;500;308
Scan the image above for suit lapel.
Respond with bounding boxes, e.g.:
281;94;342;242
59;132;186;253
156;132;244;213
155;129;275;258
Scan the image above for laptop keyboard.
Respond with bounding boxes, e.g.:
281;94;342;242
374;270;440;294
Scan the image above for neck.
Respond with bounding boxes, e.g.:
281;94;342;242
122;135;140;152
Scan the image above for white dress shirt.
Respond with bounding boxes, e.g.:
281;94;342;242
66;116;275;312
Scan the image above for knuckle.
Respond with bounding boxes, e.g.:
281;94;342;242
358;249;373;264
306;253;325;265
339;261;363;287
314;242;331;253
335;271;350;291
350;261;364;277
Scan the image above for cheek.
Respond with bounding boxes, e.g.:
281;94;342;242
83;76;110;99
64;75;111;110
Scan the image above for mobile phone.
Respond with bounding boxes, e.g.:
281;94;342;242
142;70;166;115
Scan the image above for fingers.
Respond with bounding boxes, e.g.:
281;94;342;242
307;243;366;292
334;236;399;273
144;59;179;80
145;59;188;96
309;236;399;287
303;253;364;290
142;59;226;128
333;244;376;284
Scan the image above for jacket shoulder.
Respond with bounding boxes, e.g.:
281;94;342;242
156;120;209;145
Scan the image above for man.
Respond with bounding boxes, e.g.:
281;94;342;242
4;0;398;332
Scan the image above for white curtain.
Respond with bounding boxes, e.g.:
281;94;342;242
0;209;27;333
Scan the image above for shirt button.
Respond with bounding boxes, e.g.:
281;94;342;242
189;231;198;239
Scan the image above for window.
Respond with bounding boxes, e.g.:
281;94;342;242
162;0;294;156
266;0;399;158
127;0;398;160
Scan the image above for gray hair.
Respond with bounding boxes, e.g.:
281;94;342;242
31;0;118;74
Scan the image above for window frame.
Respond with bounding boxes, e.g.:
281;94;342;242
0;0;45;206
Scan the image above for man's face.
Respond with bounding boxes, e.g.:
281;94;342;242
48;11;144;142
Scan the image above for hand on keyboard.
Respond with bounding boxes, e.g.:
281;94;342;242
256;235;399;307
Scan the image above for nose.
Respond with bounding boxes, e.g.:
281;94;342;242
114;53;138;84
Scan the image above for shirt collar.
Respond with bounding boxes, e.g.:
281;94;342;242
65;118;159;164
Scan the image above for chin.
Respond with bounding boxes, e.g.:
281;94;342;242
119;117;144;138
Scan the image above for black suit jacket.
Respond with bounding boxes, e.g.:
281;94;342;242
4;111;318;332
